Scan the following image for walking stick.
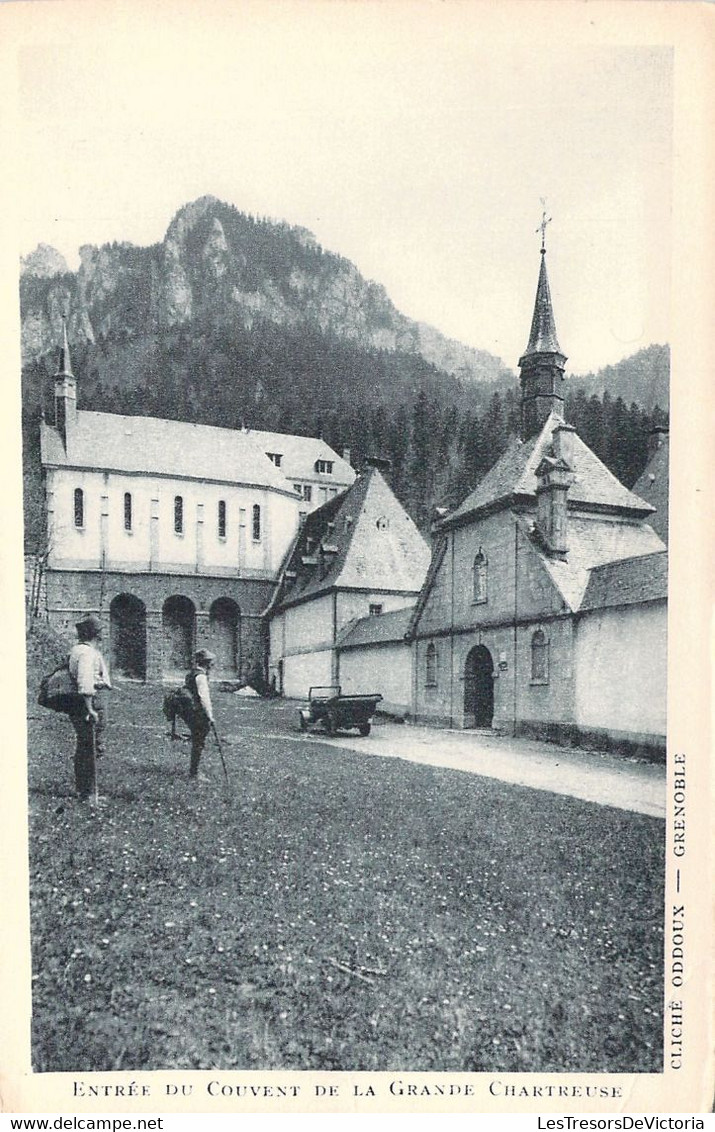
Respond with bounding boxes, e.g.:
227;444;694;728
89;714;99;805
211;721;230;789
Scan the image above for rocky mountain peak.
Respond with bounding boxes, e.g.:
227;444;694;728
21;244;69;279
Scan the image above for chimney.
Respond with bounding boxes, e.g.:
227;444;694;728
552;422;577;466
342;447;351;466
535;453;574;558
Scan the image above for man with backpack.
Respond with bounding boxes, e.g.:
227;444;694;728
68;615;111;802
164;649;217;781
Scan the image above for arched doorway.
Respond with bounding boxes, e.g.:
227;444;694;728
110;594;147;680
464;644;494;728
209;598;241;677
162;596;195;674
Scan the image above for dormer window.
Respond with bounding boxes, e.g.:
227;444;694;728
315;459;333;474
267;452;283;467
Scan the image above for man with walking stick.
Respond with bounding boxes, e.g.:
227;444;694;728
184;649;218;782
68;615;111;804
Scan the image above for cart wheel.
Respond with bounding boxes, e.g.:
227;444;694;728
299;714;308;732
325;710;337;736
359;722;371;737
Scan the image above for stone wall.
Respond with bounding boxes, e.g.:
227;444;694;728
44;568;273;683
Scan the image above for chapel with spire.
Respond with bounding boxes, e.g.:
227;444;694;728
393;214;669;757
38;318;356;685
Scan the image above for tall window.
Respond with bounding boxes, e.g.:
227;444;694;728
124;492;132;531
303;485;312;502
531;629;549;684
252;504;261;541
425;642;438;687
74;488;84;528
218;500;227;539
174;495;184;534
473;550;487;603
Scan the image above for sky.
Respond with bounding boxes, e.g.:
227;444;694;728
8;1;673;374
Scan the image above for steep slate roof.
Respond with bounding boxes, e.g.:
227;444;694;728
244;428;355;486
336;606;414;649
579;551;668;612
443;412;654;526
40;411;294;493
406;535;448;639
531;514;666;612
270;466;430;611
632;433;669;542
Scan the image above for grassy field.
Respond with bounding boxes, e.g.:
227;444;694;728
26;678;664;1074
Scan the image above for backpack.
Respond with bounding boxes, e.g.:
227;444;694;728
38;662;79;714
163;685;195;726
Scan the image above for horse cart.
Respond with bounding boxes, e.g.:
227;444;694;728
299;686;383;737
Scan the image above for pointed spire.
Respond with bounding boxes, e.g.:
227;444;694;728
523;250;562;356
56;316;74;377
518;211;568;440
53;316;77;445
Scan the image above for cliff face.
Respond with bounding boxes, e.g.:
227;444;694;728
20;195;508;384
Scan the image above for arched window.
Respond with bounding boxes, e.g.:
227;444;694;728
174;495;184;534
74;488;84;528
473;550;487;603
252;504;261;541
425;642;437;687
124;492;132;531
531;629;549;684
218;499;227;539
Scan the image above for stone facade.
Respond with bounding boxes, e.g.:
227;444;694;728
44;568;273;683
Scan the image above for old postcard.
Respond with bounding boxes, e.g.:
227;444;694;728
0;0;712;1118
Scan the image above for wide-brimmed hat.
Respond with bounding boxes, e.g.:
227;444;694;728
195;649;216;667
76;614;103;639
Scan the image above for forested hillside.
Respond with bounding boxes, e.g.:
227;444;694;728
20;197;669;540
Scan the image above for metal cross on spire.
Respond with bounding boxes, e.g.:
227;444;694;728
536;198;552;253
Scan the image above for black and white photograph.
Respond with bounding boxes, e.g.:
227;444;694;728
1;0;712;1118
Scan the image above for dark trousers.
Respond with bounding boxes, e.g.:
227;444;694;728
70;691;107;799
189;714;211;777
